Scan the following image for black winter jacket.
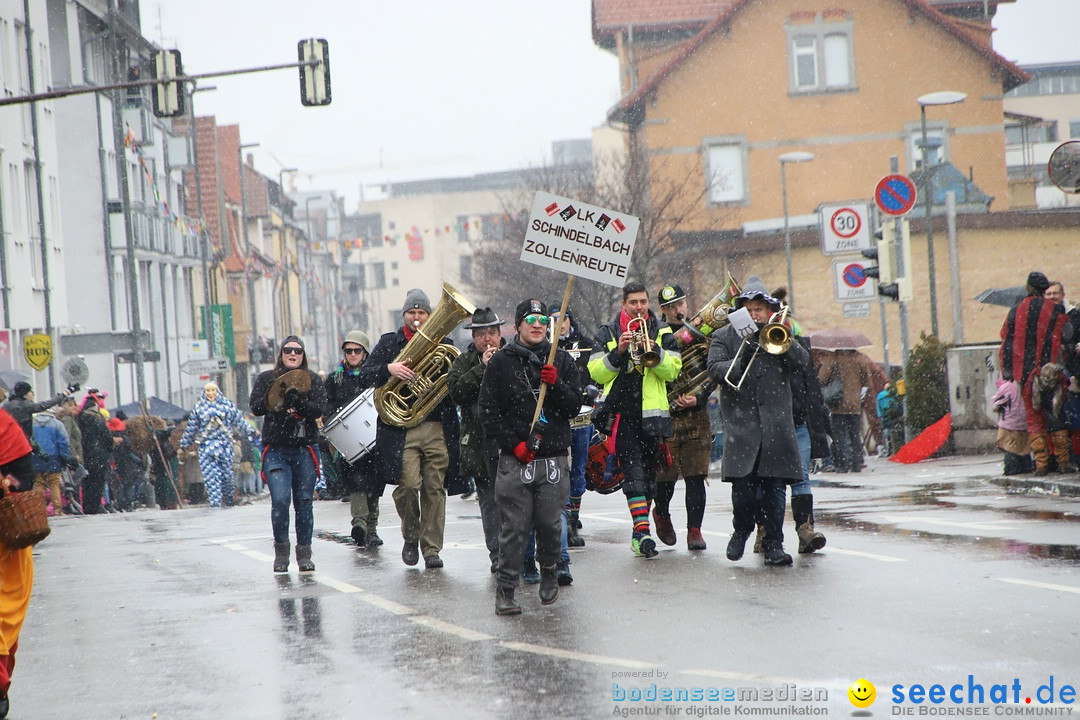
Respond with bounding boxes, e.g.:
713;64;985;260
4;393;66;441
324;363;379;492
478;337;581;458
250;368;326;447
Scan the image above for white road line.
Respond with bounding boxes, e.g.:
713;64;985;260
223;543;247;551
355;593;416;616
409;615;494;642
997;577;1080;595
825;548;906;562
499;641;656;669
314;575;363;594
240;550;274;561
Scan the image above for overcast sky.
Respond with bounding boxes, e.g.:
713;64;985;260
141;0;1079;209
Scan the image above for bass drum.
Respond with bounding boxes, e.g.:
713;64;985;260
585;432;624;495
321;388;378;464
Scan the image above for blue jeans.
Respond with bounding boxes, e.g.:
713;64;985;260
792;424;812;497
264;446;319;546
710;431;724;462
569;426;591;498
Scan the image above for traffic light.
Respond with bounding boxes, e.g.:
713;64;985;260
862;223;899;299
298;39;331;106
150;50;185;118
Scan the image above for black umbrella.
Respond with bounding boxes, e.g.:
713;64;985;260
974;286;1027;308
112;397;189;422
0;369;31;392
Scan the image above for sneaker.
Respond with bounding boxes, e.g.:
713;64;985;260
350;525;367;546
556;560;573;586
631;535;659;559
522;559;540;584
652;508;677;546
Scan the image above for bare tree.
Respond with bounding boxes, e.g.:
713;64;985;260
471;151;721;337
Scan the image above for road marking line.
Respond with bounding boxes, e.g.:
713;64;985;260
223;543;248;551
241;550;273;561
499;641;656;669
355;593;416;616
410;615;493;641
314;575;363;594
825;548;906;562
997;577;1080;595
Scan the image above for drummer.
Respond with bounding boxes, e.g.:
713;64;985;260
325;330;384;548
250;335;327;573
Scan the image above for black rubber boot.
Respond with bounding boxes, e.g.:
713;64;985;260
273;542;290;573
791;494;826;553
296;545;315;572
495;586;522;616
539;565;559;605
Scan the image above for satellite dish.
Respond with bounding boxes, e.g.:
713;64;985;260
1048;141;1080;194
61;357;89;387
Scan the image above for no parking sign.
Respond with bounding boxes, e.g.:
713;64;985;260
833;258;877;301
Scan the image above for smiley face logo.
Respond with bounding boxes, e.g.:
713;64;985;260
848;678;876;708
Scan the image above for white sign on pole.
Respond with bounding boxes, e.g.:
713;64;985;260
180;357;229;375
819;201;872;255
833;258;877;302
842;302;872;319
521;191;640;287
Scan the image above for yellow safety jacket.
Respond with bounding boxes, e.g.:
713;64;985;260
588;312;682;438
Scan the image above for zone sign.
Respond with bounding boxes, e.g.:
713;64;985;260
819;201;872;255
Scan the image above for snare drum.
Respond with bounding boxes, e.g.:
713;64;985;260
321;388;378;464
570;404;593;429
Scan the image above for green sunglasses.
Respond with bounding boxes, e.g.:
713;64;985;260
524;314;550;326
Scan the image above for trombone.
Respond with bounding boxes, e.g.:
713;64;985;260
723;305;793;390
627;314;662;368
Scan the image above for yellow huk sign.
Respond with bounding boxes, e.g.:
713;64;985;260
24;334;52;371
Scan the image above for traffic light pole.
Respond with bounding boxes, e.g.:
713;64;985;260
891;156;912;442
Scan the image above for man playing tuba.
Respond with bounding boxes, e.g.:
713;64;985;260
360;289;461;570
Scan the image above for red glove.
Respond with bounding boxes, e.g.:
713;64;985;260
540;363;557;385
514;441;536;464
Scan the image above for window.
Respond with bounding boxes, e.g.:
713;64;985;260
787;16;855;94
705;142;747;204
372;262;386;289
1070;120;1080;139
459;255;473;284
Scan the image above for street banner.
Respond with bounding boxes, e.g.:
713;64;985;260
202;304;235;364
520;191;640;287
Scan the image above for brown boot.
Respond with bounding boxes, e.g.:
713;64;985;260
752;525;766;553
1030;434;1051;476
1051;431;1078;473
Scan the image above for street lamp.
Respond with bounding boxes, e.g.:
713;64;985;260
238;140;260;377
779;151;814;316
917;90;966;338
274;168;297;337
185;84;217;361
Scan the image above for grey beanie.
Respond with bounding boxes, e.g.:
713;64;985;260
734;275;781;311
402;288;432;315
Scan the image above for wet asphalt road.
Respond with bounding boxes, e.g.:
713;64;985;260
15;455;1080;720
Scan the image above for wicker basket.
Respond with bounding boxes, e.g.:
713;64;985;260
0;489;51;549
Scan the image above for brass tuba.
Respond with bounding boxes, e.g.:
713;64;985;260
666;274;742;404
375;282;476;428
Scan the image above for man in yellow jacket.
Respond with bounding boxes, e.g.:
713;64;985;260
589;281;682;558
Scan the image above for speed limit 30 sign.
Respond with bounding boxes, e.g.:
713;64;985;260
819;201;872;255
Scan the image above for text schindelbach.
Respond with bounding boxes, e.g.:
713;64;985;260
520;191;640;287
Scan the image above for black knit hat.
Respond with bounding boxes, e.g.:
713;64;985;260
515;299;548;326
11;381;31;399
280;335;305;352
1026;271;1050;296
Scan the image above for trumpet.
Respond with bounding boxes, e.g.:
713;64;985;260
723;305;793;390
627;314;662;368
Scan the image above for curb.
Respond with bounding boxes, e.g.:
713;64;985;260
986;475;1080;498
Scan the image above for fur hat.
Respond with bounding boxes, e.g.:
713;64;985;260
402;288;432;315
515;299;548;326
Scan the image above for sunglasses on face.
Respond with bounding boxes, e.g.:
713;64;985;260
524;314;550;326
343;348;365;356
282;347;304;355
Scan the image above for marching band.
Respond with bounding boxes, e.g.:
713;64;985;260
267;273;833;615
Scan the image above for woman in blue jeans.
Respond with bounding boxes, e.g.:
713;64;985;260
250;335;328;573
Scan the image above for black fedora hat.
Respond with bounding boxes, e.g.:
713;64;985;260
464;307;506;329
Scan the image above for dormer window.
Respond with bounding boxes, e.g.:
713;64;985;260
787;12;856;94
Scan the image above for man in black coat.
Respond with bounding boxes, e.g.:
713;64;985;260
359;289;461;570
479;299;581;615
707;277;808;566
76;390;117;515
325;330;383;547
3;381;74;441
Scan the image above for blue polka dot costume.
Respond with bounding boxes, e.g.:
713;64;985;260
180;390;259;507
